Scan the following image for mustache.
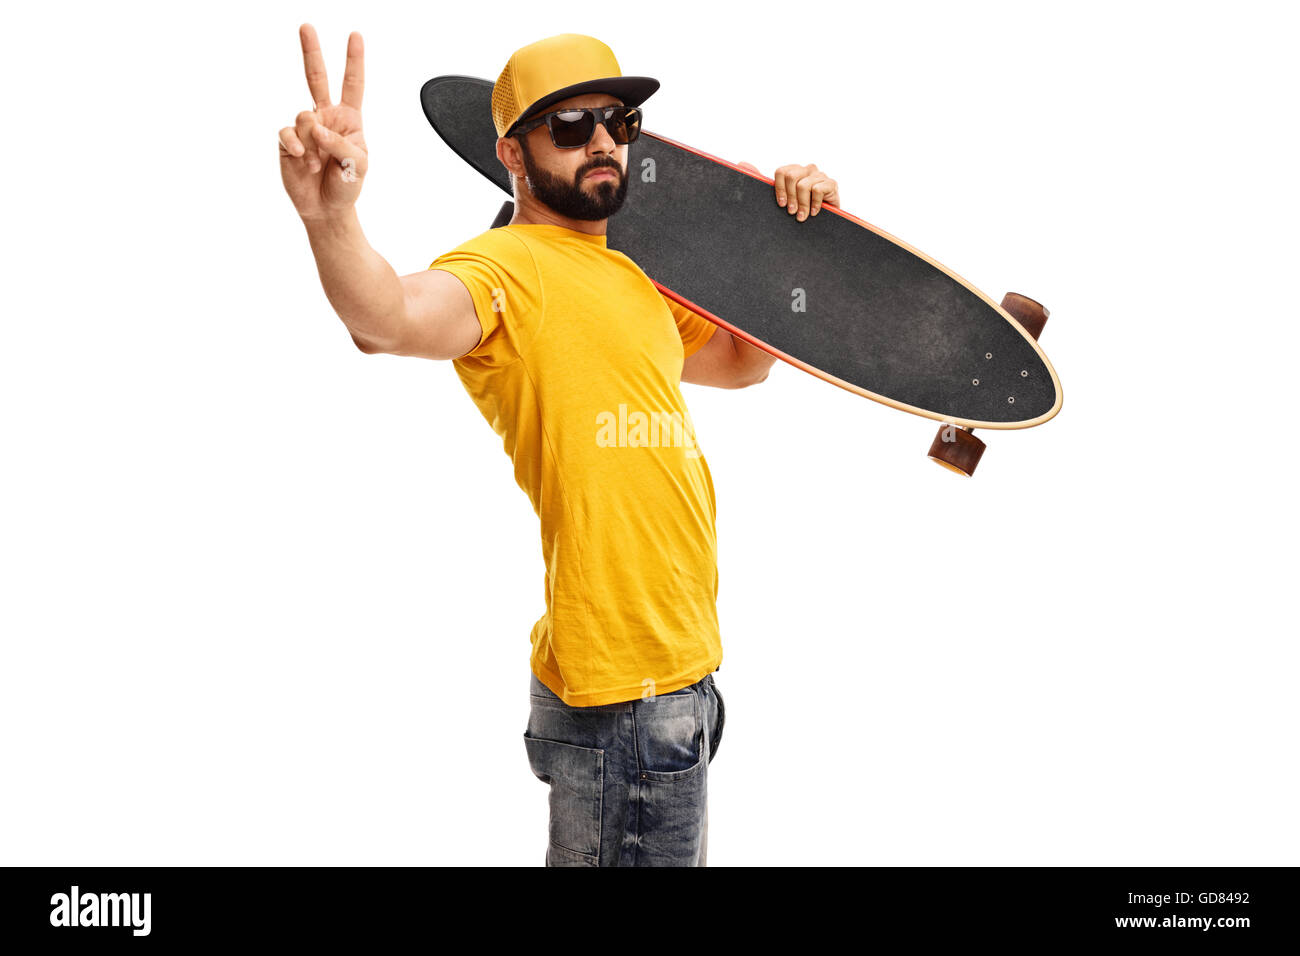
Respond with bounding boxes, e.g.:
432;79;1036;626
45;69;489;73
579;159;622;178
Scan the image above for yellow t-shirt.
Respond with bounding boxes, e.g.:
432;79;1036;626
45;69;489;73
429;223;722;706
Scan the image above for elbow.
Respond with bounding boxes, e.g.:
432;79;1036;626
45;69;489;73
726;336;773;387
350;329;392;355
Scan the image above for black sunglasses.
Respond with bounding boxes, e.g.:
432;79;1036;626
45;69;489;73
512;104;642;149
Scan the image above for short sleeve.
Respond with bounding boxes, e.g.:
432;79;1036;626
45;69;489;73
662;294;719;358
428;229;541;366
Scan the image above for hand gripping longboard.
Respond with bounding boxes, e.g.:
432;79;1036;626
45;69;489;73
420;75;1062;475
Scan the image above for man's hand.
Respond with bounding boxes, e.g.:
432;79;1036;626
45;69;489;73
279;24;369;222
737;161;840;221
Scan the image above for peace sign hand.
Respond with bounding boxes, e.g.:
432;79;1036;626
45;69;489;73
279;24;369;222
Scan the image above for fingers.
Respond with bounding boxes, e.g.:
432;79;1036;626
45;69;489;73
773;164;840;220
804;172;838;216
735;160;760;174
295;110;326;173
774;165;798;212
279;126;306;159
312;124;367;182
794;164;818;220
299;23;332;109
775;164;812;213
340;31;364;111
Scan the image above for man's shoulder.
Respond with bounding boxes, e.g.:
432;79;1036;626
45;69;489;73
441;225;528;257
432;226;537;274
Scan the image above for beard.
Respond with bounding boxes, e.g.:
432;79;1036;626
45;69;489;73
517;136;629;221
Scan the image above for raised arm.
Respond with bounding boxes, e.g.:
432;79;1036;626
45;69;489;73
280;25;480;360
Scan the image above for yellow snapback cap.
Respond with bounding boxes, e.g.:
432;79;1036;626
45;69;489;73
491;34;659;138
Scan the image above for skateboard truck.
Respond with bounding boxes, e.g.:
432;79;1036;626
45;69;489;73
927;292;1050;477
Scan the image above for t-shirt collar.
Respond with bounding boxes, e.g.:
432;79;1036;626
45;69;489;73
508;223;608;246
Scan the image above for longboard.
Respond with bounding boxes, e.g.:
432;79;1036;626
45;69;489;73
420;75;1062;474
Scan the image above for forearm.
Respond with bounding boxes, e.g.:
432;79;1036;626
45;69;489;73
302;208;406;349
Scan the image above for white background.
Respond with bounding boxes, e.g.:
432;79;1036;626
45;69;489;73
3;0;1296;866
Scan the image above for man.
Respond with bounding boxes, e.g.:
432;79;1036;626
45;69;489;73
279;27;840;866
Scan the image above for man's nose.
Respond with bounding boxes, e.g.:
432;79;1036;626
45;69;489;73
588;118;617;154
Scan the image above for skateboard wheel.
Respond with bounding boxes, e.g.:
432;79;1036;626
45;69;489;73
1001;292;1049;341
928;424;986;477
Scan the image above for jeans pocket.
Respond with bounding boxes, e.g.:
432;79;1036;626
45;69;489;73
634;694;708;865
523;732;604;864
637;755;707;866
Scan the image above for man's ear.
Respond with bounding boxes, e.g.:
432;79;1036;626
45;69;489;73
497;137;525;179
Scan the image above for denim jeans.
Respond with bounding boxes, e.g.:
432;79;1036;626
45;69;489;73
523;669;725;866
